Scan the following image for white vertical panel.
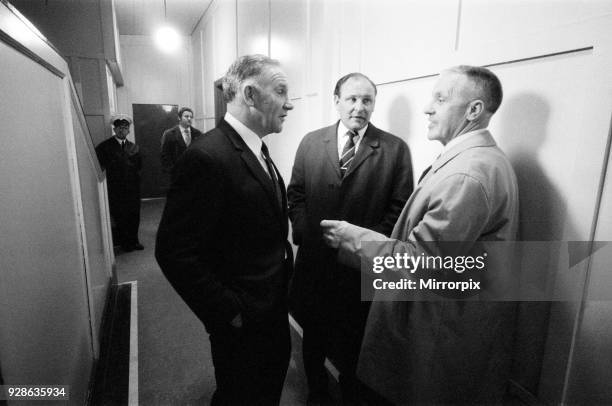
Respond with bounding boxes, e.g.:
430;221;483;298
202;16;216;118
338;0;363;75
374;78;442;178
361;0;458;83
265;98;307;182
460;0;612;50
271;0;307;98
191;29;205;120
212;0;237;79
563;123;612;402
0;41;92;404
118;35;192;116
236;0;269;56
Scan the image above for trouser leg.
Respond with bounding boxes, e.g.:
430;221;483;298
210;315;290;406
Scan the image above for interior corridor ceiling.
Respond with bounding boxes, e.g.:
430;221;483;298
115;0;212;36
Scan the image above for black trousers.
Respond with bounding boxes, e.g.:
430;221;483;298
109;191;140;247
302;300;371;403
209;314;291;406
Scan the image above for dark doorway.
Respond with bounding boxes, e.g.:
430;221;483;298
132;104;178;198
214;78;227;126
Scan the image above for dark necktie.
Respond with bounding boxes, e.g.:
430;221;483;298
121;141;126;152
261;142;283;210
340;130;358;177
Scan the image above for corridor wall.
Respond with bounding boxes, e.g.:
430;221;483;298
190;0;612;403
0;1;114;402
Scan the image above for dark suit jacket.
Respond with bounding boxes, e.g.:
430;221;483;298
287;122;413;325
95;137;141;203
155;119;292;332
160;125;203;175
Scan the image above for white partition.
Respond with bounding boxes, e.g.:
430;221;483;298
237;0;268;56
271;0;307;98
0;1;114;401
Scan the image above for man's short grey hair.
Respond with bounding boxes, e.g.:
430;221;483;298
447;65;503;114
222;54;281;103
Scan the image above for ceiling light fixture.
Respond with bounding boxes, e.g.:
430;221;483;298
154;0;180;53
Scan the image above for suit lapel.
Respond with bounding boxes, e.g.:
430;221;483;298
344;123;380;178
323;123;342;179
218;120;279;213
175;126;187;149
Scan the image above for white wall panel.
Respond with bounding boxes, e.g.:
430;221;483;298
237;0;268;57
271;0;307;98
192;30;205;121
265;98;307;182
564;133;612;402
118;34;192;132
362;0;458;83
72;101;111;357
0;41;93;405
202;16;216;118
337;0;362;75
212;0;237;79
460;0;612;51
374;78;441;180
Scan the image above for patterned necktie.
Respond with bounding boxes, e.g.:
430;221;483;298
261;142;283;209
339;130;358;177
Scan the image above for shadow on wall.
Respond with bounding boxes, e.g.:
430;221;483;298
499;92;579;398
386;94;414;144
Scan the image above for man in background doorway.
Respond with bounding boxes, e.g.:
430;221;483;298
287;72;414;404
156;54;294;405
96;113;143;252
160;107;203;184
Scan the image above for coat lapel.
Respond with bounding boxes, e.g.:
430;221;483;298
175;126;187;149
218;120;279;212
323;123;342;179
431;129;497;174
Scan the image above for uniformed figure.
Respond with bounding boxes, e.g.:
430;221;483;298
96;114;144;252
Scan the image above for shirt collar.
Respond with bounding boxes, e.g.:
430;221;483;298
440;128;488;155
224;112;263;154
114;137;125;145
337;121;368;141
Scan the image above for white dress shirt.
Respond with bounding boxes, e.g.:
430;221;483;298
224;112;271;176
180;125;191;146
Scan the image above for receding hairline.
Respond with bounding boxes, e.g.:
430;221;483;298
334;72;377;97
222;54;283;102
440;66;503;113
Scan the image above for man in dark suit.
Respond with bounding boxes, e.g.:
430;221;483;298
96;114;143;252
160;107;203;185
287;72;414;403
155;54;294;406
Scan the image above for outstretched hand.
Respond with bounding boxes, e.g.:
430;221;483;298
320;219;348;248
